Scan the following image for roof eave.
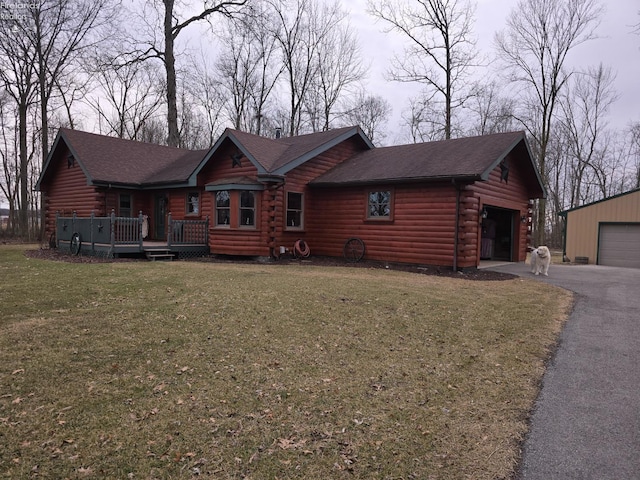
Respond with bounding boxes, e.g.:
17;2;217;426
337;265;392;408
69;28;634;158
310;174;481;188
559;186;640;215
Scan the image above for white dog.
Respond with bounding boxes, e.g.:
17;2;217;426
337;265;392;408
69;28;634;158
530;246;551;276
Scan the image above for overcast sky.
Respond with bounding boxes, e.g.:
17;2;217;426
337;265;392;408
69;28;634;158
345;0;640;143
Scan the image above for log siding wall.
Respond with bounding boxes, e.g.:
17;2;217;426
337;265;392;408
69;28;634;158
466;152;533;264
41;144;102;236
198;141;269;256
200;137;366;257
41;133;536;268
308;183;461;266
308;153;535;268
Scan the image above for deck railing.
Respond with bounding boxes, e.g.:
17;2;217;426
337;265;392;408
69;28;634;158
167;213;209;246
56;210;209;255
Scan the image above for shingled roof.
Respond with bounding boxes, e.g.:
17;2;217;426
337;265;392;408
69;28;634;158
197;126;374;176
311;131;540;189
38;126;374;190
38;127;543;197
37;129;207;188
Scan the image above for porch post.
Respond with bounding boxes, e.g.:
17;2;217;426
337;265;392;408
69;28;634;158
167;212;172;248
110;209;116;249
205;216;209;246
138;211;144;250
90;211;95;253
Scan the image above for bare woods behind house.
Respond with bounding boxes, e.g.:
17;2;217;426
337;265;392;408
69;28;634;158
37;126;545;269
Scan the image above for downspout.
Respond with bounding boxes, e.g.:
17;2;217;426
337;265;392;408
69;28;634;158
560;211;567;261
453;179;460;271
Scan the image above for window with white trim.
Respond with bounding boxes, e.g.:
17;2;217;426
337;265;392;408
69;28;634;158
215;190;230;226
187;192;199;215
240;191;255;227
286;192;303;229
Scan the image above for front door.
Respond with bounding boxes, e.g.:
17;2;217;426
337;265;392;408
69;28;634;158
154;195;167;240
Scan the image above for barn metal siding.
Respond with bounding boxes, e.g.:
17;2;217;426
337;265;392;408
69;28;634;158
564;189;640;265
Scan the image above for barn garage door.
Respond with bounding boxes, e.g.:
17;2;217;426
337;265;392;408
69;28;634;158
598;223;640;268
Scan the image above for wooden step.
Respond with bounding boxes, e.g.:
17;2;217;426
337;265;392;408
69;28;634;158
145;250;175;261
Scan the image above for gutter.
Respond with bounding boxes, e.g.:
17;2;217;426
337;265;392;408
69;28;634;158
310;174;481;188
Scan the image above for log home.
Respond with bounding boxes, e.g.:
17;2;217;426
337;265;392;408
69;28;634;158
36;126;544;268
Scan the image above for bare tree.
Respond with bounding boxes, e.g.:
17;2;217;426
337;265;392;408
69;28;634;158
27;0;116;168
216;4;283;134
343;92;392;145
216;24;255;131
269;0;345;136
0;10;38;236
626;122;640;189
123;0;247;147
401;94;446;143
559;64;618;206
495;0;603;244
368;0;479;139
0;92;20;233
87;58;165;140
306;14;367;132
464;81;517;136
190;57;226;146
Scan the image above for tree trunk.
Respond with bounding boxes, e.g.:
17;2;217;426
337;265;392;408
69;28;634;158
164;0;179;147
18;101;29;236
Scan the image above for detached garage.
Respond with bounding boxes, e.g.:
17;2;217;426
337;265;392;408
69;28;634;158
561;188;640;268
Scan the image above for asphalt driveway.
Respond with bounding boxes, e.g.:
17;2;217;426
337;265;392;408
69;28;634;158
487;262;640;479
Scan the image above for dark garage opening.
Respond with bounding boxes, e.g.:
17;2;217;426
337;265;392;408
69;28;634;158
480;206;515;261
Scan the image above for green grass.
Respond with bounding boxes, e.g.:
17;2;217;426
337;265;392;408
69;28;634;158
0;245;572;479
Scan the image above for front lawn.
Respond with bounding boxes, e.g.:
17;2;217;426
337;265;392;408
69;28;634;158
0;245;572;479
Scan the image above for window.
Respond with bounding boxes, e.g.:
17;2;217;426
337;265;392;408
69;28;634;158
215;190;230;226
187;192;199;215
119;193;132;217
240;191;255;227
286;192;303;228
368;191;391;219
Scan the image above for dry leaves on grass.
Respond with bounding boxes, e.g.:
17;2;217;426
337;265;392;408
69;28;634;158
0;244;572;479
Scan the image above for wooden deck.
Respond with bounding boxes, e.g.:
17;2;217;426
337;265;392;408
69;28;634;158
56;212;209;259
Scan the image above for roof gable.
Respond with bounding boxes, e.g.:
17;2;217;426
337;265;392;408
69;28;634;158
37;129;205;189
193;126;374;180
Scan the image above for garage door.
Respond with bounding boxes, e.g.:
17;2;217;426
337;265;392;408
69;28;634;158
598;223;640;268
